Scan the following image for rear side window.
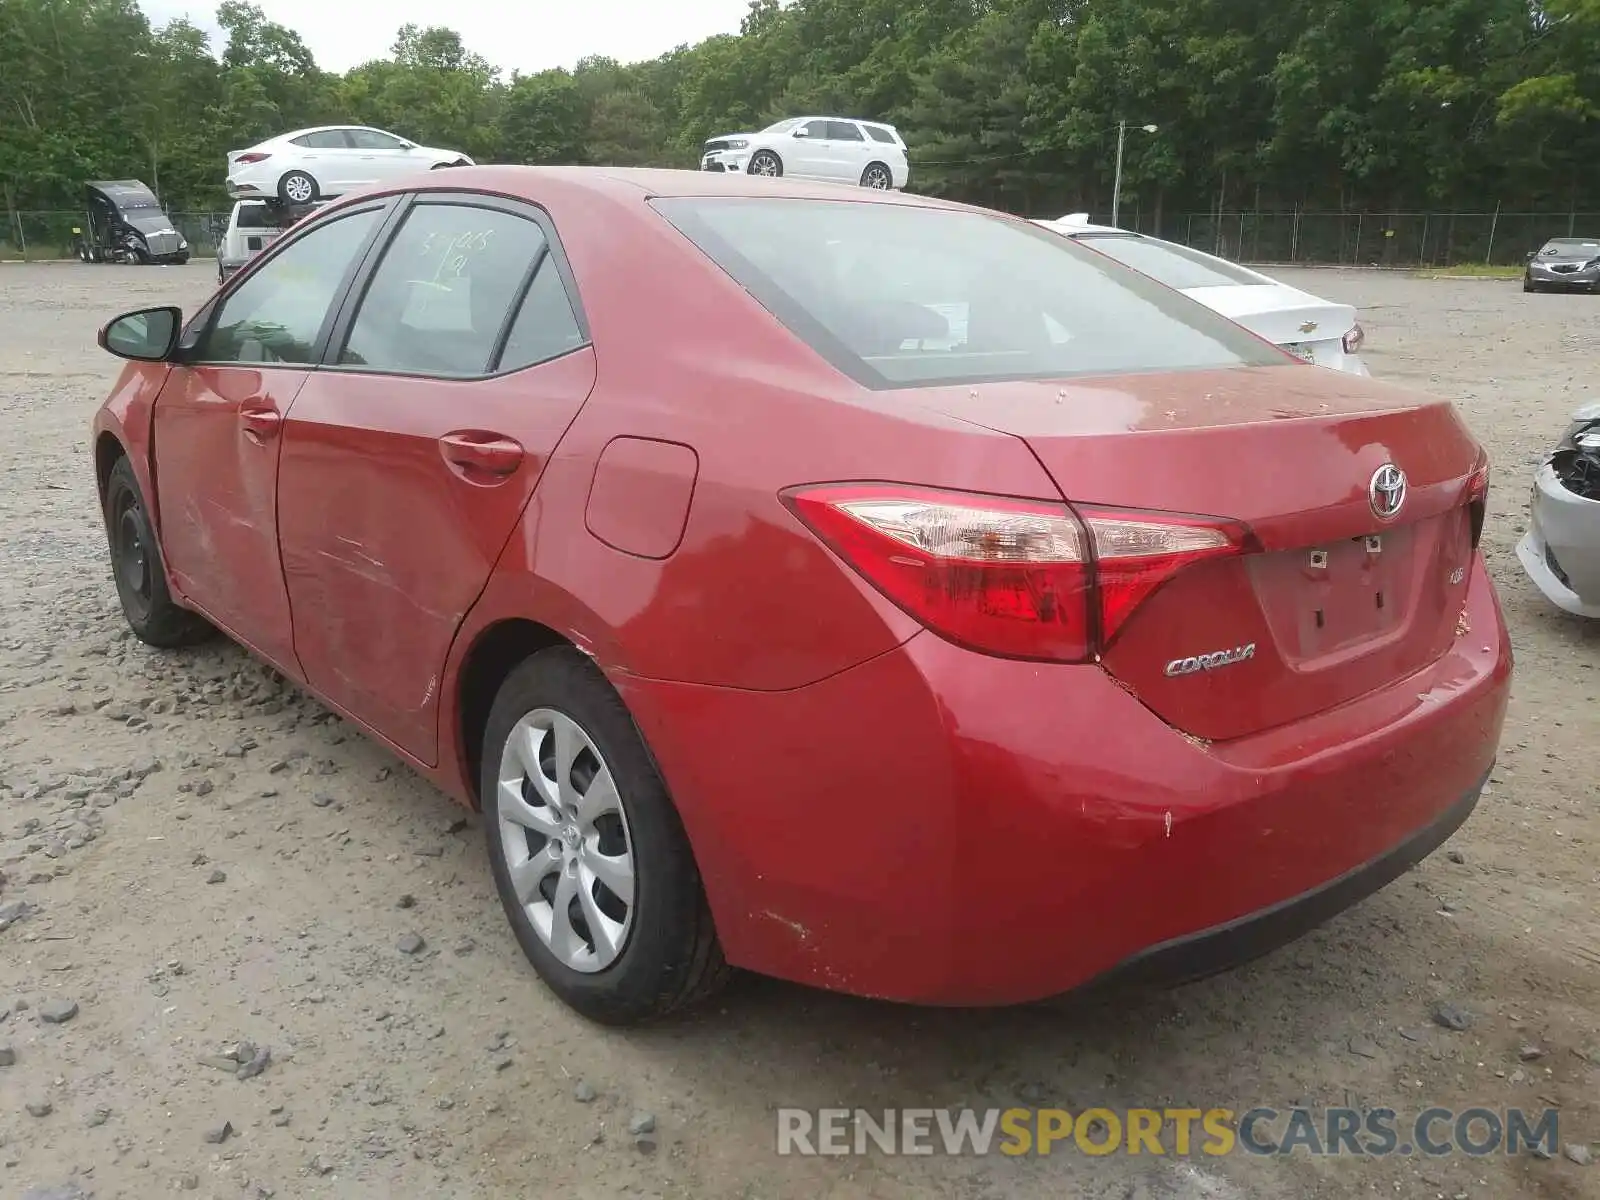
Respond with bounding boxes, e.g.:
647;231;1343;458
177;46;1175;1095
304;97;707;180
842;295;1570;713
291;130;350;149
827;121;865;141
1074;234;1268;289
653;197;1284;389
339;203;549;377
864;126;898;144
499;261;585;371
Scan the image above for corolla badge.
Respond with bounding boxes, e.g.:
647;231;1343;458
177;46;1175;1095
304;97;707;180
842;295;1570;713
1369;463;1407;521
1164;643;1256;677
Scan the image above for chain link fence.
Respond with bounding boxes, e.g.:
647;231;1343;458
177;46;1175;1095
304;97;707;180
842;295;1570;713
5;206;1597;267
1;211;229;261
1146;210;1599;268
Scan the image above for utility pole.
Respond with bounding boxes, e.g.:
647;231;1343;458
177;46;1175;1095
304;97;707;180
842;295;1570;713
1111;121;1158;228
1112;119;1127;227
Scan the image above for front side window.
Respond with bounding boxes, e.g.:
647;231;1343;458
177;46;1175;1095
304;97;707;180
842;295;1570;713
654;197;1285;389
338;203;549;376
348;128;408;150
1073;234;1268;289
196;208;381;365
801;120;831;139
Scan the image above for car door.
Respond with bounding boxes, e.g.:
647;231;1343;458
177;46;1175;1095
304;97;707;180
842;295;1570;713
826;120;872;183
275;194;594;762
289;129;358;194
152;201;392;673
788;119;834;179
346;128;421;184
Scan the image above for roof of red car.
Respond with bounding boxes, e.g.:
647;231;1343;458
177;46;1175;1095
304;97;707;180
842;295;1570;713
345;164;973;212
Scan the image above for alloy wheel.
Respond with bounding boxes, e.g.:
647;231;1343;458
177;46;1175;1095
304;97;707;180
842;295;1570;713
284;175;314;203
496;709;636;973
864;165;892;190
751;154;780;178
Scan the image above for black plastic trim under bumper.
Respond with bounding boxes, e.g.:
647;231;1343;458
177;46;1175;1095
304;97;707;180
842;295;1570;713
1078;770;1489;994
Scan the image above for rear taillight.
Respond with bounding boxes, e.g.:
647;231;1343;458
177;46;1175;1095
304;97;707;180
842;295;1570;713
1466;454;1490;548
1342;323;1365;354
233;152;271;165
783;484;1250;662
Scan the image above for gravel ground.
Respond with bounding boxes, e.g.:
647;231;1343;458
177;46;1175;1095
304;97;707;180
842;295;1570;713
0;262;1596;1200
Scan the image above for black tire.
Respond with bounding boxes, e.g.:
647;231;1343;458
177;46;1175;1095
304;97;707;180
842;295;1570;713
861;161;894;190
748;150;783;179
277;170;319;205
1523;278;1536;293
481;646;730;1025
102;457;213;648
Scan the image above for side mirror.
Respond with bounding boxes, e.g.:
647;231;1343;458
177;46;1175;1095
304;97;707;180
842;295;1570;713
99;305;181;362
792;127;809;138
1525;250;1536;262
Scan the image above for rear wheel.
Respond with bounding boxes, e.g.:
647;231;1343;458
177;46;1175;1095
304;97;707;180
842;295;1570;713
861;162;893;190
102;457;213;648
481;646;730;1024
277;170;318;205
748;150;783;178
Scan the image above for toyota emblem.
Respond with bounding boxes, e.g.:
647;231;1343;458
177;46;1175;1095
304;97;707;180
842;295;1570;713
1369;464;1407;520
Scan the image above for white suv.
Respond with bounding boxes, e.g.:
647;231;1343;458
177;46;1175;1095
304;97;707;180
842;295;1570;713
215;198;328;285
701;117;909;190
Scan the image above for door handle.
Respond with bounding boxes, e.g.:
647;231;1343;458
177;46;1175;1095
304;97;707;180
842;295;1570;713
239;403;282;444
439;430;524;480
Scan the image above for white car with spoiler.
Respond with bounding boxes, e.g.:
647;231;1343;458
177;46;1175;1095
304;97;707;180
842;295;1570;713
1034;214;1369;375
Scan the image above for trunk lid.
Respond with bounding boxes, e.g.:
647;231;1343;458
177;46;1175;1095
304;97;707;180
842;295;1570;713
910;364;1483;741
1182;282;1356;365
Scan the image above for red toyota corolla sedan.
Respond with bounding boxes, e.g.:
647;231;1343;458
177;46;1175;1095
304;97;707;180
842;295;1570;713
90;168;1511;1024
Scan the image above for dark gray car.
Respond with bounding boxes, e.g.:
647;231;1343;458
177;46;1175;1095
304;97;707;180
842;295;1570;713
1523;236;1600;293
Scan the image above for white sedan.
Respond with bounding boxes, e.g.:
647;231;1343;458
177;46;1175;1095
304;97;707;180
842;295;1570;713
226;126;475;204
1035;214;1369;375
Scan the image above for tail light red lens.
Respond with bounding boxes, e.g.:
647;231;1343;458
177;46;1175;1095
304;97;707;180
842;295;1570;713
233;152;272;165
1342;323;1365;354
1465;454;1490;548
783;484;1251;662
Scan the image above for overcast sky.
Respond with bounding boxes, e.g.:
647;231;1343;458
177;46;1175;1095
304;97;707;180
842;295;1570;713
136;0;753;74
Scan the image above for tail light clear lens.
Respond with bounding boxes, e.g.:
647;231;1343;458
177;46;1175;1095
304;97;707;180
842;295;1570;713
783;484;1251;662
1342;323;1365;354
234;152;271;165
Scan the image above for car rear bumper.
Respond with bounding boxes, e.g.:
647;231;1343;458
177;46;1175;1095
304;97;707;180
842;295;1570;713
622;554;1512;1005
1079;770;1484;993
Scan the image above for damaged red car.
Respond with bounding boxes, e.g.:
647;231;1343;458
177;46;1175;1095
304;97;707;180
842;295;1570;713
90;168;1511;1024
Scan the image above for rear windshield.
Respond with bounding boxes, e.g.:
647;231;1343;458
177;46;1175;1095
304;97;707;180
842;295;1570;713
235;204;272;229
653;197;1284;389
1073;233;1267;289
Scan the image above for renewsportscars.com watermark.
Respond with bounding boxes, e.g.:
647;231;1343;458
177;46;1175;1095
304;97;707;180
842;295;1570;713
776;1106;1561;1158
